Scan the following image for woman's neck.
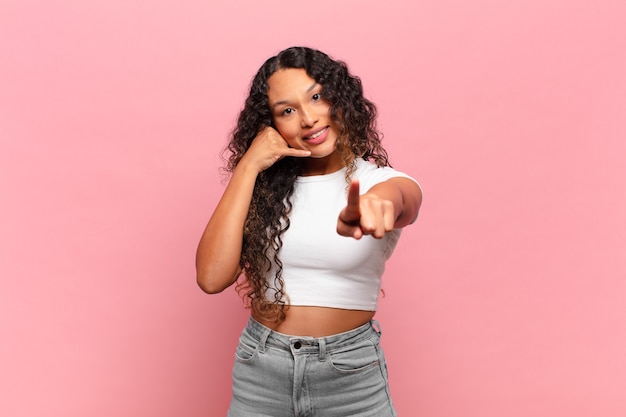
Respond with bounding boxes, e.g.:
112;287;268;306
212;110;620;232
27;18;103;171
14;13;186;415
300;150;345;176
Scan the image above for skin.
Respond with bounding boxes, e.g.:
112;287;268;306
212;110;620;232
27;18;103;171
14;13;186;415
196;68;422;337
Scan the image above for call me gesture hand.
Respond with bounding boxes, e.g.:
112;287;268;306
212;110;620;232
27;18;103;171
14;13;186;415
337;179;397;240
242;127;312;174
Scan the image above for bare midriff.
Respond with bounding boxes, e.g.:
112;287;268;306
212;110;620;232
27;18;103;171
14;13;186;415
254;306;376;338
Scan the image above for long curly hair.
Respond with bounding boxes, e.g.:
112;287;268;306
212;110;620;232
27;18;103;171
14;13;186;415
224;46;390;323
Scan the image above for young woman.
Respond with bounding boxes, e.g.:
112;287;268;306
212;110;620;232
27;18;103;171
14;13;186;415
196;46;422;417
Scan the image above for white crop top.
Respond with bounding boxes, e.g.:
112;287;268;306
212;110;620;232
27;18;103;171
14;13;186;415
266;158;419;311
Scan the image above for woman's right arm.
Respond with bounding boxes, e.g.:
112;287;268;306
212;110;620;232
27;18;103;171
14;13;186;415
195;127;310;294
195;161;258;294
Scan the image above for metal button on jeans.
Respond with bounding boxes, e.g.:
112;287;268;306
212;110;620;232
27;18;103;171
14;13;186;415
293;341;302;349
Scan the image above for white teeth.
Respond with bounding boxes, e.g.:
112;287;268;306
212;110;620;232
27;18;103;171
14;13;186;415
308;128;326;139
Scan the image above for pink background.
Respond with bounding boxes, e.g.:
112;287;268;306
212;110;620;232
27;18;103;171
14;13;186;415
1;1;625;416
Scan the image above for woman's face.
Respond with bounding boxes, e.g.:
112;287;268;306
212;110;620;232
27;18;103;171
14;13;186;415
267;68;342;174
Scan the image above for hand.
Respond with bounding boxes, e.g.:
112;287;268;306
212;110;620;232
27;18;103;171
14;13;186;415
240;126;311;173
337;179;396;239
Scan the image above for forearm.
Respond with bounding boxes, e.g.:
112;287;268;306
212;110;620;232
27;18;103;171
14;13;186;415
195;162;258;293
366;177;422;228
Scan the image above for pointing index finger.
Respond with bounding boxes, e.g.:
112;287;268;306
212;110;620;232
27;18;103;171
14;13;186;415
344;179;361;223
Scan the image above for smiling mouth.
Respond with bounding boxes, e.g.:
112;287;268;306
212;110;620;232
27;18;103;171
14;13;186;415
305;127;328;140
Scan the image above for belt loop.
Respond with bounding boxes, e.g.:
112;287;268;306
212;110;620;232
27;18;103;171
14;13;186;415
371;320;382;336
258;326;271;354
318;338;327;361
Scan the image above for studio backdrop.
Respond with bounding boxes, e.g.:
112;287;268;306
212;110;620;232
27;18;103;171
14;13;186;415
1;1;625;416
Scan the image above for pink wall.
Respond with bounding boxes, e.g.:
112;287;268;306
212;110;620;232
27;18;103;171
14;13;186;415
1;1;625;416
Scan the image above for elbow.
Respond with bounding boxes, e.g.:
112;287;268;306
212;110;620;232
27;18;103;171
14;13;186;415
195;253;241;294
198;283;224;295
196;274;227;294
196;268;238;294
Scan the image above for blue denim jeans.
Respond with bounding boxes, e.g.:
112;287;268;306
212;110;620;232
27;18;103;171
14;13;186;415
227;317;397;417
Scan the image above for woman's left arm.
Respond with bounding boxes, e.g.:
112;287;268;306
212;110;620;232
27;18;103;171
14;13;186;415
337;177;422;240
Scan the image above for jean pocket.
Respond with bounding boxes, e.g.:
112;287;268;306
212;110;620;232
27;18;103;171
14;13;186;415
327;339;380;374
234;333;259;362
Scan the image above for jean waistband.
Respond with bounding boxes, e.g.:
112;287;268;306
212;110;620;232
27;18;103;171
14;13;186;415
244;317;381;358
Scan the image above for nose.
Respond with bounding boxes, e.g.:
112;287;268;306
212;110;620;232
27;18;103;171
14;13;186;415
300;105;317;128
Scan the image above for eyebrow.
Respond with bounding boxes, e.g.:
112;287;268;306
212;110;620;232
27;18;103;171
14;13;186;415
270;82;319;110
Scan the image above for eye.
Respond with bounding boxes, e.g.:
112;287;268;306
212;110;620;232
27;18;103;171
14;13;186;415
281;108;294;116
312;92;321;101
